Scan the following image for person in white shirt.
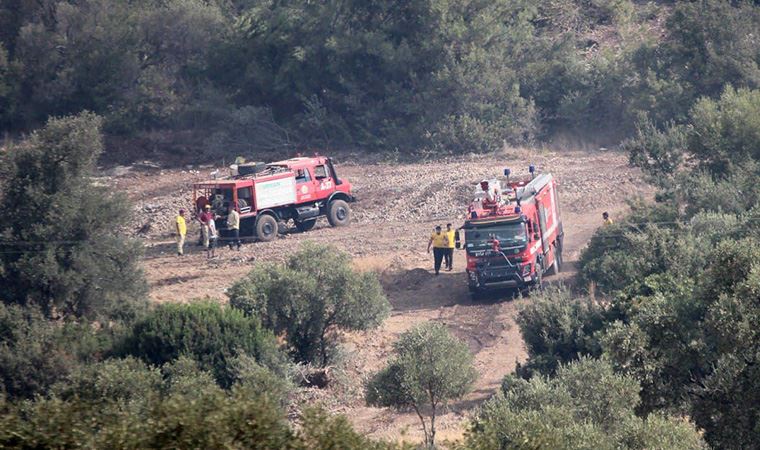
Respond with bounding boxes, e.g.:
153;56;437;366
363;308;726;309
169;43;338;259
206;217;218;258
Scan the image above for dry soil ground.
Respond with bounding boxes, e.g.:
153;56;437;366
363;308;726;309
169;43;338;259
106;147;650;445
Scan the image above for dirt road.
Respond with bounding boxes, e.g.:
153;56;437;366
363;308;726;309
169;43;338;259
111;147;648;443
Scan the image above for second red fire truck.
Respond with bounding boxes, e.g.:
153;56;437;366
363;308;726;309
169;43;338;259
458;166;563;296
193;156;354;242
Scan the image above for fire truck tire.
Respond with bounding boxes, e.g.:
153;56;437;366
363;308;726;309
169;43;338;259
255;215;278;242
327;199;351;227
547;245;563;276
295;219;317;232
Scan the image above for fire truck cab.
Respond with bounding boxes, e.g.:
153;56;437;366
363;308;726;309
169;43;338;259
193;156;353;242
460;167;563;296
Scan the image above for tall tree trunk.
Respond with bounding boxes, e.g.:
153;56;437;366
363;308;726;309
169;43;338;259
430;402;436;449
412;404;430;448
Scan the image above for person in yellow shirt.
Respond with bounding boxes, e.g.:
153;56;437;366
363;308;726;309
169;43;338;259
427;225;448;275
444;223;456;271
602;211;614;226
176;209;187;256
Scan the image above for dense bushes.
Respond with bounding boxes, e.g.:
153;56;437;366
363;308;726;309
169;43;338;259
0;372;408;449
229;243;390;365
563;85;760;448
122;301;285;388
3;0;760;157
0;384;294;449
515;288;608;377
463;358;706;450
0;303;115;400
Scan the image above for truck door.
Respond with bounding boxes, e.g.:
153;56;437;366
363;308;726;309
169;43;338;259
295;168;315;202
313;163;334;199
538;204;549;254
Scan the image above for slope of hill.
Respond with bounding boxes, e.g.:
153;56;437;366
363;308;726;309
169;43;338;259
108;146;650;441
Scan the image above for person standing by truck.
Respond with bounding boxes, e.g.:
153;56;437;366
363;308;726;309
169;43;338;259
175;209;187;256
427;225;448;275
200;204;214;248
226;203;241;250
206;216;218;259
444;223;456;271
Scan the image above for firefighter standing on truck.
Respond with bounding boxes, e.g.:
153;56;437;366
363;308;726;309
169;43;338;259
427;225;448;275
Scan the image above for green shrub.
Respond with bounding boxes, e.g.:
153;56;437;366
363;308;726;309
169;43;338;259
160;356;218;396
463;358;706;450
229;243;390;366
298;408;412;450
0;385;296;449
515;288;608;378
0;303;114;399
51;357;162;404
688;87;760;175
229;353;292;407
122;301;286;388
624;118;688;185
366;322;476;449
0;381;408;449
578;222;701;297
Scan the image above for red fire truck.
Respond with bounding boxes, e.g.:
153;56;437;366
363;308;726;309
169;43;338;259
459;166;563;296
192;156;353;242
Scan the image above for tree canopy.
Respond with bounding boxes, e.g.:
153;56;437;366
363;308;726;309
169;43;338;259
0;111;146;320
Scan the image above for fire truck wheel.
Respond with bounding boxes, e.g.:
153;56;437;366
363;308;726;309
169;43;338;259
255;215;278;242
295;219;317;232
327;199;351;227
547;245;562;276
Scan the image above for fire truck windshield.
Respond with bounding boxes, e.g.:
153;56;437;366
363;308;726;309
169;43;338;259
464;222;528;253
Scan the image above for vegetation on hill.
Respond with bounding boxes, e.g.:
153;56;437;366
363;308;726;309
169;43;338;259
513;85;760;449
2;1;760;448
2;0;759;159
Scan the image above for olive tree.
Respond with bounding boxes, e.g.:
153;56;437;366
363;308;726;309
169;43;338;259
366;322;477;449
228;243;390;366
0;112;146;320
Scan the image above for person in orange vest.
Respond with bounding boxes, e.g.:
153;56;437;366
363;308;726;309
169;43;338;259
427;225;448;275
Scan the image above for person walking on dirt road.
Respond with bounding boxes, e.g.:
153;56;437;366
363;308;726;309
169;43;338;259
427;225;448;275
444;223;456;271
175;209;187;256
226;204;241;250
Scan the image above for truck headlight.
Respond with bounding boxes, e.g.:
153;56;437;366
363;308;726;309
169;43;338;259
521;263;532;277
